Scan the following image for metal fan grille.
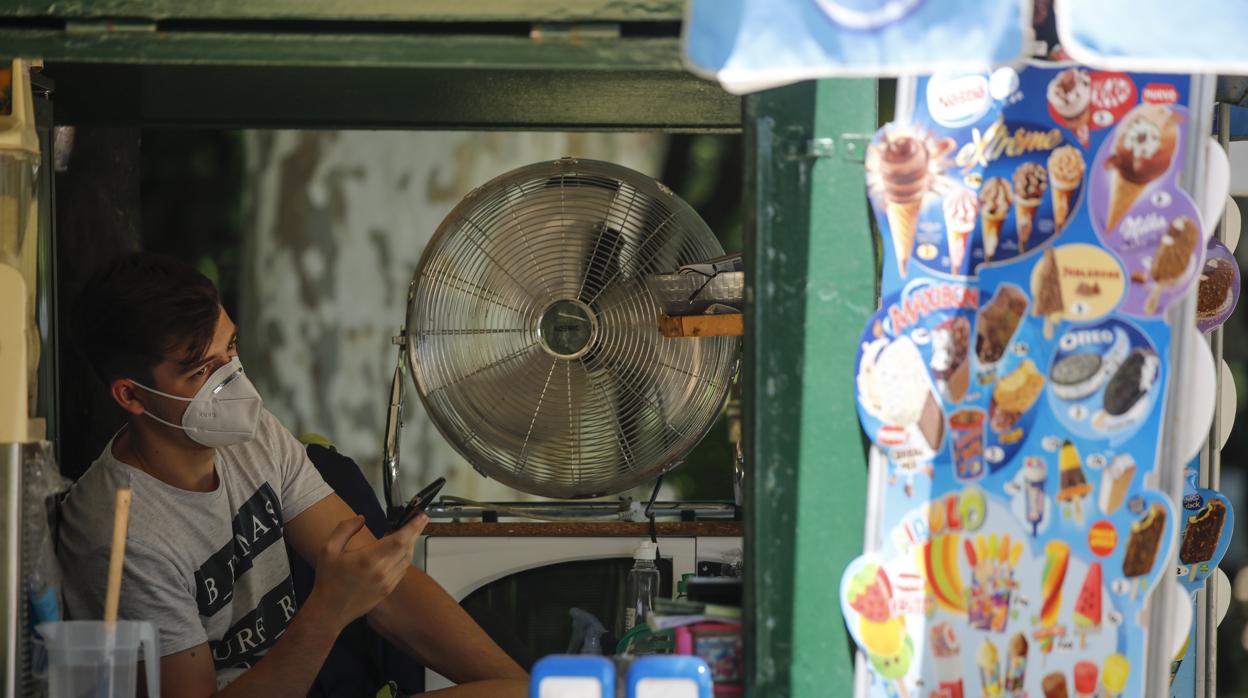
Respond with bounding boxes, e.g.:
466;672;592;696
406;158;737;498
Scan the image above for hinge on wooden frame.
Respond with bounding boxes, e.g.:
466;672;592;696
800;133;872;161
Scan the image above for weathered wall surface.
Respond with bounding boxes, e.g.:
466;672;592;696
239;131;665;502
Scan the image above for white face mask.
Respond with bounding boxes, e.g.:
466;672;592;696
130;357;264;448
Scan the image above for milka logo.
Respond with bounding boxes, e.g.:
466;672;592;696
927;74;991;128
1118;213;1167;248
955;119;1063;172
888;283;978;334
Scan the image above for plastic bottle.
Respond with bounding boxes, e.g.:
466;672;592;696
624;540;660;632
677;573;694;600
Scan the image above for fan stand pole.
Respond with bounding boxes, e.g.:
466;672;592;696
383;333;407;520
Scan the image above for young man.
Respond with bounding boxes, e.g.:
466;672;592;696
59;253;528;697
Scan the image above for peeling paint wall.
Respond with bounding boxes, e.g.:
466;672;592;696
240;131;666;502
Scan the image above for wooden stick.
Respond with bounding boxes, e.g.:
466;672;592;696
103;488;133;623
658;313;743;338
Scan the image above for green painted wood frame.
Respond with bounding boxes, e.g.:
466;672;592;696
745;79;878;696
2;3;883;693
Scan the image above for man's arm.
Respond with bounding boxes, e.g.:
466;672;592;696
158;516;420;698
284;495;528;688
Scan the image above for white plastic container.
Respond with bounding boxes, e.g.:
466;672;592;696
37;621;160;698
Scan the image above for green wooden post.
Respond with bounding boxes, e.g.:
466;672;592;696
744;79;877;696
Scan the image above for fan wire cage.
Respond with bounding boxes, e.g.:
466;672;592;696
406;158;738;498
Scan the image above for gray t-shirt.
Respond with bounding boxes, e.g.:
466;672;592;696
59;409;333;686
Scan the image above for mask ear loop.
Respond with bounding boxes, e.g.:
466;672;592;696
127;379;193;433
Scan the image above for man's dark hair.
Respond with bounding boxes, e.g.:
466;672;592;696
74;252;221;386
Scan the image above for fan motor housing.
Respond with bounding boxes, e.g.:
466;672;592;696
405;157;739;499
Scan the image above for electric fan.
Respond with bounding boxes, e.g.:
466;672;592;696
389;157;738;501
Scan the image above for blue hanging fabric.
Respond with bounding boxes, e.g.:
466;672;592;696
682;0;1031;93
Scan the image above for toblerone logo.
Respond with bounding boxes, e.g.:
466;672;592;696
955;117;1063;173
888;283;978;335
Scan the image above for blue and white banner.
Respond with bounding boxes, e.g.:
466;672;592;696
683;0;1031;93
1058;0;1248;75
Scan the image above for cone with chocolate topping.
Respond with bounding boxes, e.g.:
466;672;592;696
1105;105;1182;233
980;178;1012;264
1047;146;1085;232
1013;163;1048;252
873;134;929;277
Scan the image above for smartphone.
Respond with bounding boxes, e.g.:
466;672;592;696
393;477;446;531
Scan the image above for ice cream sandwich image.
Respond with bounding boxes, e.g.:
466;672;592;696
1092;348;1159;432
857;334;945;452
1049;327;1129;402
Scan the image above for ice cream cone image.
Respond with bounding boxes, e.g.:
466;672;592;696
887;199;922;277
980;178;1012;264
1107;175;1147;236
1013;163;1047;252
866;132;955;278
1047;69;1091;148
1048;146;1085;232
1067;109;1091;148
1104;104;1183;234
944;187;978;274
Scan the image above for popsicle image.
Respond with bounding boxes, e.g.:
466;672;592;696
1048;145;1086;232
1035;540;1069;655
1003;632;1028;697
1145;216;1200;314
929;622;964;698
1056;440;1092;526
1122;503;1168;600
980;177;1012;263
944;186;979;273
1180;498;1228;581
976;285;1028;366
867;636;914;698
1012;162;1048;252
1102;653;1130;697
1023;456;1047;536
847;563;905;657
919;534;968;614
1042;671;1069;698
1073;661;1098;698
1032;246;1065;339
1072;561;1102;648
1047;68;1092;147
1104;104;1183;233
1098;453;1137;516
978;638;1003;697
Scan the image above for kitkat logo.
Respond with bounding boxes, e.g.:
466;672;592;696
927;73;992;128
1142;83;1179;105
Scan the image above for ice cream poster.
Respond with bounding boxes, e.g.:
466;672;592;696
869;64;1204;320
682;0;1028;93
844;64;1200;698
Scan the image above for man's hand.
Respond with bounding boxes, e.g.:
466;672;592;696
306;513;428;631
